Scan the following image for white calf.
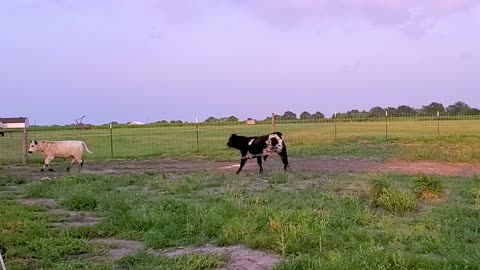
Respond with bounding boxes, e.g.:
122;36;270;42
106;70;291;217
28;140;93;172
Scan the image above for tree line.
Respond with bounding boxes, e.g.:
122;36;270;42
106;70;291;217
203;101;480;122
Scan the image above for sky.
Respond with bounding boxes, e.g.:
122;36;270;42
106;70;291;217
1;0;479;125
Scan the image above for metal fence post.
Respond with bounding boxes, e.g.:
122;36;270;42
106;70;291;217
271;113;275;133
22;128;27;165
385;110;388;139
110;122;114;158
437;111;440;135
196;117;200;152
334;113;337;142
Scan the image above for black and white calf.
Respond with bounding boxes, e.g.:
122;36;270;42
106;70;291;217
227;132;289;174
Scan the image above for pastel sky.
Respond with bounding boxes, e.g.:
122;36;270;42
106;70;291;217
1;0;479;125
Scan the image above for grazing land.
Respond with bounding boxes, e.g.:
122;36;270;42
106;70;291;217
1;156;480;269
1;118;480;164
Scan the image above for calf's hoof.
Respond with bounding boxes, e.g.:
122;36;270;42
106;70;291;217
49;168;55;172
40;169;44;172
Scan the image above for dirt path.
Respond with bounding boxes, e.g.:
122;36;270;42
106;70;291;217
5;157;480;179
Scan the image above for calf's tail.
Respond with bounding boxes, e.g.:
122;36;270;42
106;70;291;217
82;142;94;154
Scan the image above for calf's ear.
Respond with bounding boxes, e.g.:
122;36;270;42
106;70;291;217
34;140;38;145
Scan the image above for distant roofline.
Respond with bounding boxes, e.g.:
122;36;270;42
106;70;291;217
0;117;29;123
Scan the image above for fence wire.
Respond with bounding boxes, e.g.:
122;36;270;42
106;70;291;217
0;114;479;164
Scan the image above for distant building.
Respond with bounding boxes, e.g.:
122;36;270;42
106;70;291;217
245;118;256;125
127;121;146;126
0;117;29;136
0;117;29;129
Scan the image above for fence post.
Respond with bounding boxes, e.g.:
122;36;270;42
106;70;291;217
271;113;275;133
110;122;114;158
334;113;337;142
437;111;440;135
385;110;388;140
196;117;200;152
22;127;27;165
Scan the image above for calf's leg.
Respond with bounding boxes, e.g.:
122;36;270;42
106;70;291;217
236;158;247;174
42;156;55;172
66;158;77;172
280;146;290;171
257;156;264;174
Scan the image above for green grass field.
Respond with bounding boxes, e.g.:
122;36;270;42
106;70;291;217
1;171;479;269
1;118;479;164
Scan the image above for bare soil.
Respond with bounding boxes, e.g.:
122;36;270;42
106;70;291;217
90;238;145;261
159;244;280;270
6;157;480;180
16;198;102;228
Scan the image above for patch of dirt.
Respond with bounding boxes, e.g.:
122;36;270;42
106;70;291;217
418;190;450;213
294;158;480;177
49;209;102;228
159;244;280;270
90;238;145;260
5;157;480;180
17;198;58;208
16;198;102;228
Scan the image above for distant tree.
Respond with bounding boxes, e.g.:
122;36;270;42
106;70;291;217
348;109;360;114
369;106;385;117
446;101;473;115
420;102;445;115
385;107;397;115
299;111;312;120
344;109;365;118
227;116;239;122
281;111;297;120
205;117;218;123
396;105;416;115
110;121;119;125
170;120;183;124
311;111;325;119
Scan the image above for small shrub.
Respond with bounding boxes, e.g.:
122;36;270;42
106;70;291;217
415;174;443;199
370;177;417;215
369;177;391;207
376;188;417;215
471;187;480;208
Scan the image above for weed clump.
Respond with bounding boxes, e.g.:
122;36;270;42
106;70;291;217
370;177;417;215
414;174;443;199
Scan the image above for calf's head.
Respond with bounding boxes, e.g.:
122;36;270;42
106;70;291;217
227;134;239;148
28;140;39;153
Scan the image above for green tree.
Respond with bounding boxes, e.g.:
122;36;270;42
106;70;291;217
311;111;325;119
205;117;218;123
282;111;297;120
420;102;445;115
227;116;239;121
446;101;473;115
299;111;312;119
369;106;385;117
396;105;417;115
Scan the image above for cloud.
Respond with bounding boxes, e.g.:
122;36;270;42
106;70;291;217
234;0;479;38
3;0;478;38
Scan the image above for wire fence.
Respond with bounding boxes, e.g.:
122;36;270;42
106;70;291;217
1;113;479;164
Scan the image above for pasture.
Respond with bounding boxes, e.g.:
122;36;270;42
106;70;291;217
1;117;480;269
1;117;480;164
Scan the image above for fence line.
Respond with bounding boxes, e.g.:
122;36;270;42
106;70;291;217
1;113;480;164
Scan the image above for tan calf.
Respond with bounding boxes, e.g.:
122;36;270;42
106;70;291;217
28;140;93;172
